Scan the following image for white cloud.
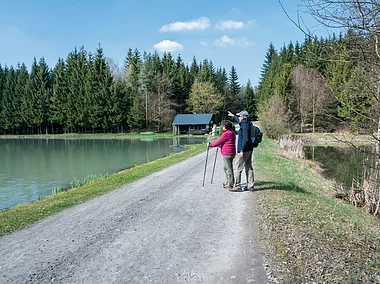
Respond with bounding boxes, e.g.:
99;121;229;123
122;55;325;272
215;35;252;46
247;20;257;26
215;20;257;30
153;40;184;52
216;20;245;30
159;17;210;32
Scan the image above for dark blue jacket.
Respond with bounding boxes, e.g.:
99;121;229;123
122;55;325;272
233;116;254;153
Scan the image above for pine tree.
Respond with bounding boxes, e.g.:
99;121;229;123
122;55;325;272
15;63;30;132
214;67;229;121
89;45;113;132
161;52;175;79
51;58;68;133
215;67;228;95
244;80;258;120
0;66;17;133
189;56;199;85
197;59;214;83
65;47;88;132
125;48;143;131
228;66;241;112
28;58;51;134
260;42;277;80
0;65;5;123
173;55;190;113
109;77;130;133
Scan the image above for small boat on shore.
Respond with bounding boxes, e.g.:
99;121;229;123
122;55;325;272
139;132;155;135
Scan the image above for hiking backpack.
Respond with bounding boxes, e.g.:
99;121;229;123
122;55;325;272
250;123;263;148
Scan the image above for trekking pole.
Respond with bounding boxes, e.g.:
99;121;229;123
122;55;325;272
211;147;218;183
202;145;210;187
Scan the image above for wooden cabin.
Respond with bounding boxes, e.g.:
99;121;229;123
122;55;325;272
172;113;215;135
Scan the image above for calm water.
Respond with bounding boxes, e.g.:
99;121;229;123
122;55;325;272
0;137;206;210
304;145;370;188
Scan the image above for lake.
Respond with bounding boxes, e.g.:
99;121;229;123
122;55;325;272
0;137;206;210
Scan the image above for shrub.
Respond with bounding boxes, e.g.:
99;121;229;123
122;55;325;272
258;94;290;139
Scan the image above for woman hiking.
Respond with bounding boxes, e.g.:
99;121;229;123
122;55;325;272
208;120;236;189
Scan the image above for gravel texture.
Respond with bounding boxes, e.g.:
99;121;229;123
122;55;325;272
0;149;268;284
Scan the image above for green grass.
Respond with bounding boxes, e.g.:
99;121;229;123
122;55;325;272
254;139;380;283
0;142;206;237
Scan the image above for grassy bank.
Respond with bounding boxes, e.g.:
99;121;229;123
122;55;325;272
254;139;380;283
0;142;206;237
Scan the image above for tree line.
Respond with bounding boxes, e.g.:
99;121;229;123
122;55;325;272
257;0;380;141
0;46;255;135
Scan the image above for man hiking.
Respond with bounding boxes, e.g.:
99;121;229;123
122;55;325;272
227;110;254;192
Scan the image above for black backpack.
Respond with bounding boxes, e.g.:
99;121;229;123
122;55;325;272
250;123;263;148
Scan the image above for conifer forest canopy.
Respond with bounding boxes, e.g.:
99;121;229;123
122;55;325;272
0;47;248;135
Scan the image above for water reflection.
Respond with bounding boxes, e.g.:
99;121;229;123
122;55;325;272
0;137;206;210
304;145;370;188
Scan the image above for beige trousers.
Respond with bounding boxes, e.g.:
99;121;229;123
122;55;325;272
234;150;254;189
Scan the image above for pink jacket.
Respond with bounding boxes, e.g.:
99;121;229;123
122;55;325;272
209;129;236;156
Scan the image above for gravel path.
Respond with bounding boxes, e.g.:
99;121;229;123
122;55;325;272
0;149;268;283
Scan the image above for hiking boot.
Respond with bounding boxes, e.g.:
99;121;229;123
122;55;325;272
229;186;242;192
223;183;232;189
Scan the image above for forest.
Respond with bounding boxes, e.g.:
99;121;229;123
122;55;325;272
1;0;380;139
257;0;380;141
0;46;250;135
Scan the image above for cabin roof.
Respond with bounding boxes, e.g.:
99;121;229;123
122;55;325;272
172;114;214;125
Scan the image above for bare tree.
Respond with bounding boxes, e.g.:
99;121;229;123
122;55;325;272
146;73;175;132
294;0;380;216
301;0;380;137
292;66;332;132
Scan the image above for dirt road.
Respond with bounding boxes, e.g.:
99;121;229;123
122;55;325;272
0;149;268;283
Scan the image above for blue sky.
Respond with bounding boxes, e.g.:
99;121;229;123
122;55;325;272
0;0;327;86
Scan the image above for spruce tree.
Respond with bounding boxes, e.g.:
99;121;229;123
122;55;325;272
28;58;51;134
125;48;143;131
15;63;30;132
51;59;68;133
214;67;229;121
0;66;16;133
228;66;241;112
244;80;258;120
260;42;277;80
197;59;214;83
65;47;88;132
109;77;129;133
92;46;113;131
173;55;190;113
0;65;5;123
189;56;199;85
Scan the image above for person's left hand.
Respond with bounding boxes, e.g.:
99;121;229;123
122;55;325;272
239;152;243;157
